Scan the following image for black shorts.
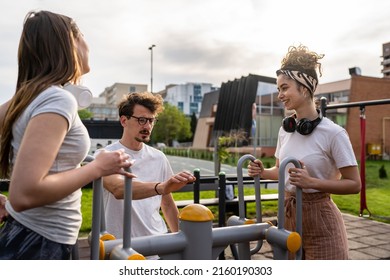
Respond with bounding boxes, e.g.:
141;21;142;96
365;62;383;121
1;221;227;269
0;215;73;260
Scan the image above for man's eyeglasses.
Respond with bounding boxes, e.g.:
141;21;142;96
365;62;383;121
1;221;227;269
129;115;158;126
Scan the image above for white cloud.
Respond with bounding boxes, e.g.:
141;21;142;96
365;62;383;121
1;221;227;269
1;0;390;104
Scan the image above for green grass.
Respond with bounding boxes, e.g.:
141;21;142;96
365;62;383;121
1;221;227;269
80;189;93;233
332;160;390;223
77;158;390;234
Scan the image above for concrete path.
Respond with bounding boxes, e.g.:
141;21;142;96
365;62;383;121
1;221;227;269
166;155;242;175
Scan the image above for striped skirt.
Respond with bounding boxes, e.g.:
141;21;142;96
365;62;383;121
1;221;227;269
284;191;349;260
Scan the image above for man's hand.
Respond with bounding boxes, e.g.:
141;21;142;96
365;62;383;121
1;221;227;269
158;171;196;195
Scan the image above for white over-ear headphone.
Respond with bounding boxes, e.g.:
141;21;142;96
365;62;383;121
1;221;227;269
63;83;93;109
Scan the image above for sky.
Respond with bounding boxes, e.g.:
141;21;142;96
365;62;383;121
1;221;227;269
1;0;390;104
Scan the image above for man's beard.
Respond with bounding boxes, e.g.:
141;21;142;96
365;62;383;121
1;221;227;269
135;129;151;143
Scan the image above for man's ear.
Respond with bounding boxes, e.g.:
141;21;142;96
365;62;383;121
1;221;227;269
119;115;128;127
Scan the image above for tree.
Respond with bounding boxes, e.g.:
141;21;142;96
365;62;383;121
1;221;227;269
152;103;192;146
217;129;248;166
190;112;197;141
182;112;197;142
78;109;93;120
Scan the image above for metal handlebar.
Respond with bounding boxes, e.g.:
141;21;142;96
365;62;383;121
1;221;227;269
277;156;303;260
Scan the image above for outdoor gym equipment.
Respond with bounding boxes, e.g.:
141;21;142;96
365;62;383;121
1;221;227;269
98;203;300;260
83;155;119;260
88;155;303;260
227;154;303;260
227;154;263;259
88;164;145;260
109;166;145;260
272;156;303;260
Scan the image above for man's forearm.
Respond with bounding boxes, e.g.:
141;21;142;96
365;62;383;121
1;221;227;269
103;176;160;200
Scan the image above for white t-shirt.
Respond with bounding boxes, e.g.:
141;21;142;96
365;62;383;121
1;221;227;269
275;117;357;193
102;141;174;239
6;86;90;244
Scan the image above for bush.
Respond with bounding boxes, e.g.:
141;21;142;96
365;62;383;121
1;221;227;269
379;164;388;179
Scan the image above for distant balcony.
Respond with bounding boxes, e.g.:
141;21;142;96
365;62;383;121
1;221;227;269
381;68;390;74
381;58;390;65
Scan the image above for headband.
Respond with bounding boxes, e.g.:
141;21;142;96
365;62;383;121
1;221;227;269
276;69;318;94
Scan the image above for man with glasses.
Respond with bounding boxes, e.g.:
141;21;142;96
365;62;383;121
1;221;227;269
99;92;194;259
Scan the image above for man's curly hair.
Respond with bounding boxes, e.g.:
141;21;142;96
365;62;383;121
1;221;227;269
118;92;164;118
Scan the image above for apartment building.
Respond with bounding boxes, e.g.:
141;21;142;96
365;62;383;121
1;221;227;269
382;42;390;78
160;82;218;117
88;82;148;121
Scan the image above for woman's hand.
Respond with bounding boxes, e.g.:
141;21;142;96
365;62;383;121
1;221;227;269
92;149;135;178
248;159;264;177
288;164;313;189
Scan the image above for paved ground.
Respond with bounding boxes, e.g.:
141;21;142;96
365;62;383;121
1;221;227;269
166;155;241;176
167;155;280;188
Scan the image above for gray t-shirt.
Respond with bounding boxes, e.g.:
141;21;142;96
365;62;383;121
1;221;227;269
6;85;90;245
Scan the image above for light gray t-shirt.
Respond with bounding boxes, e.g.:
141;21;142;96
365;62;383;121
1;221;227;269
6;85;90;245
275;117;357;193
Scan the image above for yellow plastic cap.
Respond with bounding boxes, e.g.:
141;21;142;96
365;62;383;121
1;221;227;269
244;219;256;225
179;204;214;222
99;239;105;260
286;232;302;253
128;254;146;260
100;233;116;241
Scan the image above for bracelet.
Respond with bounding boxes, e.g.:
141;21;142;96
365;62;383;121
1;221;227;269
154;182;162;195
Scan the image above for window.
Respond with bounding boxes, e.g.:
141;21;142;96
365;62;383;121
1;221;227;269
255;81;284;147
193;85;202;102
190;102;198;114
177;102;184;112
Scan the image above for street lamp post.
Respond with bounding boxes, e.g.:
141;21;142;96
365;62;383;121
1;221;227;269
148;44;156;93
